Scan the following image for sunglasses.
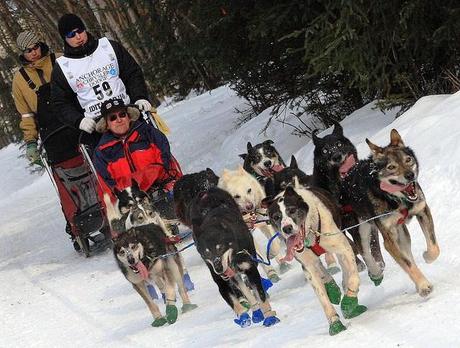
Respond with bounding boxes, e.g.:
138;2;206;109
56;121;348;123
107;111;128;122
65;28;85;39
23;43;40;54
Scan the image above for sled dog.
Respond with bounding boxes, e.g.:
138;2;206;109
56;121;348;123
265;184;367;335
189;186;280;327
218;166;290;279
341;129;439;297
311;122;381;276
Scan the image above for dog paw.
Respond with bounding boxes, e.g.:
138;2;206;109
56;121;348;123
252;309;264;323
181;303;198;313
327;263;341;275
417;283;433;297
329;320;346;335
341;295;367;319
261;277;274;291
423;247;440;264
324;280;342;305
234;312;251;328
183;273;195;291
151;317;167;327
369;273;384;286
263;316;280;327
278;262;292;274
166;304;178;324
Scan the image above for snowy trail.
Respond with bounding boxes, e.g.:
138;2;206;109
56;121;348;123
2;87;460;347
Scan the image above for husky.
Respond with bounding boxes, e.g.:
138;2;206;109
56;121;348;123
218;166;291;279
265;184;367;335
113;224;198;327
312;122;380;277
189;186;280;327
341;129;440;297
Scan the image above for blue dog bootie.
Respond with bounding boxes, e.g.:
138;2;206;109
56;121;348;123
183;273;195;291
261;277;273;292
252;309;264;323
234;312;251;328
263;316;280;327
147;284;159;300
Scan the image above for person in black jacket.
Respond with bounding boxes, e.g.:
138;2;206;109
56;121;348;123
51;14;153;145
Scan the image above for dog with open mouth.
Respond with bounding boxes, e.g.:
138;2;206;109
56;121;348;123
341;129;440;297
265;183;367;336
311;121;383;279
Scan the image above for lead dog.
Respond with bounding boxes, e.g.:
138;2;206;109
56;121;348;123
265;184;367;335
341;129;440;296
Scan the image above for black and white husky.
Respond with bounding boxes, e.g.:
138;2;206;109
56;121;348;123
312;122;380;276
190;187;280;327
174;170;280;328
265;183;367;335
341;129;439;297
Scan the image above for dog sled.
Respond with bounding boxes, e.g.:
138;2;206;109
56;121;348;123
39;127;112;257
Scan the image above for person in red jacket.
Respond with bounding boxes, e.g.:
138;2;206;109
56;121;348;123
94;98;182;220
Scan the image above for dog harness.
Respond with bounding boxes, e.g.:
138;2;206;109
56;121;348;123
304;214;326;257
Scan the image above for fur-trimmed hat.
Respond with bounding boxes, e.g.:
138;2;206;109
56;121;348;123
16;31;41;51
96;98;140;133
58;13;86;39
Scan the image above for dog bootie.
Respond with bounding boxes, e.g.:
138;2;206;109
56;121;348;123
166;304;178;324
252;309;264;323
324;280;342;305
239;297;251;311
341;296;367;319
263;316;280;327
369;273;384;286
181;303;198;313
183;273;195;291
234;312;251;328
147;284;159;300
329;320;346;335
261;277;274;291
151;317;167;327
326;262;341;275
279;262;292;274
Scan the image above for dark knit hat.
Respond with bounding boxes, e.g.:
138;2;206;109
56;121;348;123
16;31;41;51
58;13;86;38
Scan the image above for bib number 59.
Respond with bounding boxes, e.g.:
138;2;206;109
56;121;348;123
93;81;113;100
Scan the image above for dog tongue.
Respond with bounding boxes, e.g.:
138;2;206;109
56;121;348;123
280;234;302;263
339;154;356;178
271;164;285;173
134;261;149;280
380;181;407;193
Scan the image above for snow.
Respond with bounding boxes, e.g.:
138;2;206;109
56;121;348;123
1;85;459;347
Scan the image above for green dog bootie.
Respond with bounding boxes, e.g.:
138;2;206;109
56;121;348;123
166;304;178;324
324;280;342;305
181;303;198;313
329;320;347;335
151;317;167;327
369;273;384;286
341;295;367;319
268;273;281;283
279;262;292;274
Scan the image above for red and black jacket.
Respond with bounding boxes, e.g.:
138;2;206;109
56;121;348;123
94;120;182;198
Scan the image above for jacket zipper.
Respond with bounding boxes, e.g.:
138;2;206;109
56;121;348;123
122;138;136;173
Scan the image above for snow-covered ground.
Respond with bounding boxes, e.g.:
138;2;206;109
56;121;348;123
1;86;459;347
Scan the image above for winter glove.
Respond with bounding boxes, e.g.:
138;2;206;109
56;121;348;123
79;117;96;134
134;99;152;111
26;142;43;166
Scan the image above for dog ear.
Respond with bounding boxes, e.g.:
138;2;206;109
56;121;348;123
332;120;344;136
290;155;298;169
312;129;323;146
366;138;383;156
247;142;253;152
263;139;274;146
239;153;247;160
261;195;275;209
390;129;405;147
